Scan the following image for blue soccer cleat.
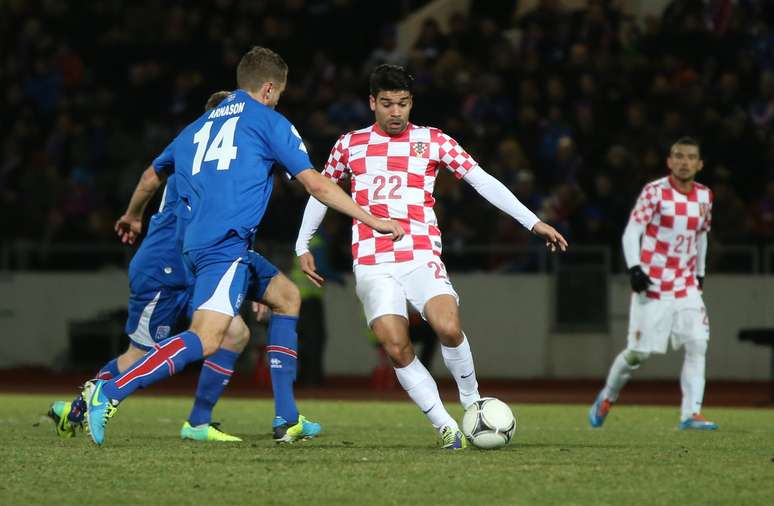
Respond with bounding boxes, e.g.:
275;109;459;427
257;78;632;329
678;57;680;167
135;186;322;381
272;414;322;443
679;413;718;431
588;393;613;428
82;380;119;445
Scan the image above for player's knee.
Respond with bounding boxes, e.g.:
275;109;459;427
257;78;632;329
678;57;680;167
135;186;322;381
191;323;229;356
684;339;707;358
269;277;301;316
623;349;650;366
223;320;250;352
433;320;463;346
384;340;414;367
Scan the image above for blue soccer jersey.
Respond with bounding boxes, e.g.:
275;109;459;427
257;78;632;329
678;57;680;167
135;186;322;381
170;89;312;252
128;142;188;289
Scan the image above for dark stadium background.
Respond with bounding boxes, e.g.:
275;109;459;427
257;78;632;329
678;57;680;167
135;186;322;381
1;0;773;403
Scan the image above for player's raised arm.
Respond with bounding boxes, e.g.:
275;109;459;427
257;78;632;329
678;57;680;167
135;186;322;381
115;165;167;244
460;165;568;252
116;137;176;244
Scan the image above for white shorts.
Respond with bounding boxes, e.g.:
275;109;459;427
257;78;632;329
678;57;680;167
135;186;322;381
627;290;709;354
354;258;459;325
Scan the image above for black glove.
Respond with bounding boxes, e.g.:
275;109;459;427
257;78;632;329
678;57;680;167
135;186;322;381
697;276;704;290
628;266;653;293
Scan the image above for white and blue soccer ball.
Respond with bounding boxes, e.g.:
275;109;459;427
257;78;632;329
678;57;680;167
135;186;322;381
461;398;516;449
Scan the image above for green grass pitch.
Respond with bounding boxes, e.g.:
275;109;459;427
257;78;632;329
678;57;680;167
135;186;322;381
1;394;773;505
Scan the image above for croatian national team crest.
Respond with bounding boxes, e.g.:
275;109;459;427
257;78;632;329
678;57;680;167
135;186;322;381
411;142;428;158
699;203;709;217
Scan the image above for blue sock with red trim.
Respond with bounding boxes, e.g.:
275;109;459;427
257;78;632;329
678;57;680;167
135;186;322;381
101;331;204;402
188;348;239;426
267;315;299;424
95;358;121;380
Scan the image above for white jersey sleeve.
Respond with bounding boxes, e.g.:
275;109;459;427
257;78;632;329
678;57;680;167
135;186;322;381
295;197;329;256
462;166;540;231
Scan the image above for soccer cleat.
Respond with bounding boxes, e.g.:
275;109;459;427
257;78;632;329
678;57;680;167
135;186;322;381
180;421;242;442
439;425;467;450
679;413;718;431
588;393;612;428
272;414;322;443
47;401;76;438
82;380;119;445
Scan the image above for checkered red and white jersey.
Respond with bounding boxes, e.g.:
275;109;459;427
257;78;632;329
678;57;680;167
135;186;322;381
629;176;713;299
323;123;478;265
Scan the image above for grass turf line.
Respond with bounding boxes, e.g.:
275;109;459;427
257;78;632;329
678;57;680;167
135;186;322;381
1;394;772;506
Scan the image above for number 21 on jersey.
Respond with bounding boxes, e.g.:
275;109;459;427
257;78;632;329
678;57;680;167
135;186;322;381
192;117;240;174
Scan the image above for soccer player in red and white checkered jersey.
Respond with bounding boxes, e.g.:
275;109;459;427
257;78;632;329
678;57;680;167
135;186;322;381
589;137;718;431
295;64;567;448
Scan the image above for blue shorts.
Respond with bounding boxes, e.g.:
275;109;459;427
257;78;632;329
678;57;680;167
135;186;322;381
125;273;191;351
184;235;280;316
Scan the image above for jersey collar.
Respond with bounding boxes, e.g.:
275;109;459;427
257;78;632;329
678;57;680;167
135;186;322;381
373;122;412;138
668;175;695;196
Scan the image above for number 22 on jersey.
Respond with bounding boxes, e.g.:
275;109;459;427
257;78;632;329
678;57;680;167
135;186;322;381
191;117;240;174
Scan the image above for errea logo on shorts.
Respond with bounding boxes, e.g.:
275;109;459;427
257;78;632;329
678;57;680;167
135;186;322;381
270;358;282;368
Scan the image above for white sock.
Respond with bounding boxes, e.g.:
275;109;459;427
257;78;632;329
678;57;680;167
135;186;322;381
681;340;707;421
395;356;456;430
601;351;639;402
441;334;480;409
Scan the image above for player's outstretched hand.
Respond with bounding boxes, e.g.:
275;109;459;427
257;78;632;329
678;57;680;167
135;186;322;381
629;266;653;293
114;214;143;244
299;252;325;288
532;221;568;252
373;219;405;242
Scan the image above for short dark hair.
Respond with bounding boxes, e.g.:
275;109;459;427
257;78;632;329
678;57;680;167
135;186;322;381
671;136;701;156
369;64;414;96
205;90;232;111
236;46;288;92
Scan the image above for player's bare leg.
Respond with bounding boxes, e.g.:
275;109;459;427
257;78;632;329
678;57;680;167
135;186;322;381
261;273;301;317
372;314;463;448
371;315;415;368
190;309;234;355
424;295;480;409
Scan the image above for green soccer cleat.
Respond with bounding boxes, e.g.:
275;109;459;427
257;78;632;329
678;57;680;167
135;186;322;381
47;401;76;439
180;421;242;442
272;414;322;443
439;425;467;450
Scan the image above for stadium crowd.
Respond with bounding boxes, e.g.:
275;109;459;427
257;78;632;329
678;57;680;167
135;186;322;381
2;0;773;271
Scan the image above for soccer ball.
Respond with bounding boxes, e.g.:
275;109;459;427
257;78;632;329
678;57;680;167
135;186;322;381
461;398;516;449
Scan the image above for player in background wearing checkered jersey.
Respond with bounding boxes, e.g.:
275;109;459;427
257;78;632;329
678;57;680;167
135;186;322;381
295;65;567;449
589;137;718;431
